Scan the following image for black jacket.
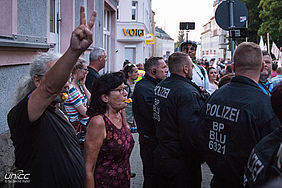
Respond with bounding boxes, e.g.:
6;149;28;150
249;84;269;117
244;127;282;188
194;76;280;187
85;66;99;92
132;74;161;140
153;74;205;158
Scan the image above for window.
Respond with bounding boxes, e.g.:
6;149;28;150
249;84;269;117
103;10;111;73
125;47;136;63
117;3;119;20
132;1;137;20
50;0;55;33
213;29;218;36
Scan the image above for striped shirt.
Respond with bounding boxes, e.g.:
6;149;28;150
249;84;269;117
64;82;89;125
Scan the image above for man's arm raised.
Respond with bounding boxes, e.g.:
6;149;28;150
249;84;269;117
28;6;96;122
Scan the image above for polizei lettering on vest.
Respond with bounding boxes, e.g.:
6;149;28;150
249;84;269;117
247;150;264;182
154;86;170;99
206;103;240;123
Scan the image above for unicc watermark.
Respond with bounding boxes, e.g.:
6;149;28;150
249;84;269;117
4;170;30;184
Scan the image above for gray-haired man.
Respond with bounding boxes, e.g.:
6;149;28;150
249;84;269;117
85;47;107;91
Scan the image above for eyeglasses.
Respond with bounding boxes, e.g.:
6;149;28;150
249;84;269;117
111;86;128;94
209;72;217;74
81;68;88;72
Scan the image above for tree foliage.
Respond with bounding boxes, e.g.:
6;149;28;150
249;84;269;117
258;0;282;47
241;0;262;44
174;30;184;50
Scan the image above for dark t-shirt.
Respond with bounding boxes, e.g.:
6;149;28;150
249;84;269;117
85;66;99;92
7;96;85;188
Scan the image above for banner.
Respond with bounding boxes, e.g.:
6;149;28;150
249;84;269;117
259;36;267;51
271;42;279;59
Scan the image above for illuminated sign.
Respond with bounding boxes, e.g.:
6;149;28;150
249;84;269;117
123;29;144;36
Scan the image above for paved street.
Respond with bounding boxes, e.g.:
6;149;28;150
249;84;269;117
130;133;213;188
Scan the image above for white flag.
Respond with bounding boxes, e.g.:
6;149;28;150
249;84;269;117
271;42;279;59
259;36;267;51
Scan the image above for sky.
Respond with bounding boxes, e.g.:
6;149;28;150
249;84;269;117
152;0;215;42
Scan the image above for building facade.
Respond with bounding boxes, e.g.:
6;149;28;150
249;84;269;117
0;0;117;183
116;0;153;70
200;0;231;61
154;27;174;60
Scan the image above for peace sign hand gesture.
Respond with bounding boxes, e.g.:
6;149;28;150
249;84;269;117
70;6;96;53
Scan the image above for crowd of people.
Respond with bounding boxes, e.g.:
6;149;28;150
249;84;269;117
6;6;282;188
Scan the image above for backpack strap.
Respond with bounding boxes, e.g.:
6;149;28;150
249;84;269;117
197;64;206;79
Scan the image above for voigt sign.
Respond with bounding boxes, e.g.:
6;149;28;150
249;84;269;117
122;28;145;37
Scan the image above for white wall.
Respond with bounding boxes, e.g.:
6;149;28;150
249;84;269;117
200;13;231;60
116;0;153;71
155;37;174;59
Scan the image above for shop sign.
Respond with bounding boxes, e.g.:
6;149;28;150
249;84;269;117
123;29;144;36
146;33;155;44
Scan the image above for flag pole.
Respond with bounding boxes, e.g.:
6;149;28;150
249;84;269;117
267;33;270;54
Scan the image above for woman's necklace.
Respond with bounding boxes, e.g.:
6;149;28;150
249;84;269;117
107;111;121;123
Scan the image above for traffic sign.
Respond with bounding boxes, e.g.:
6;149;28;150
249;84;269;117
179;22;195;30
215;0;248;30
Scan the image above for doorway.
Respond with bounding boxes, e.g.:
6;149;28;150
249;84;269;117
125;47;136;64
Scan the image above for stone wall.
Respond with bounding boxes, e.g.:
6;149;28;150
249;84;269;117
0;131;15;184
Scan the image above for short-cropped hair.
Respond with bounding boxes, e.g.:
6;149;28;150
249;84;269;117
144;57;163;72
262;50;270;57
218;73;235;88
276;67;282;74
168;52;189;73
87;72;125;116
234;42;262;73
90;47;105;62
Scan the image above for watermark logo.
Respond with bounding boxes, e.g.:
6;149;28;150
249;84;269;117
4;170;30;184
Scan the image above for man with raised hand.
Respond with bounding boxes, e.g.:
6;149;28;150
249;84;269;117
7;6;96;188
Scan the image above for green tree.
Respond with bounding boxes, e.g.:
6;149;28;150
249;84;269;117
258;0;282;47
174;30;185;50
241;0;262;44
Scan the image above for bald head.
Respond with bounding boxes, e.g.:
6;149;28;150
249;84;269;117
277;67;282;75
233;42;263;75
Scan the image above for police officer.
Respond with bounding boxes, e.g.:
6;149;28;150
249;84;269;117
244;82;282;187
194;42;280;188
132;57;168;188
153;52;204;188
